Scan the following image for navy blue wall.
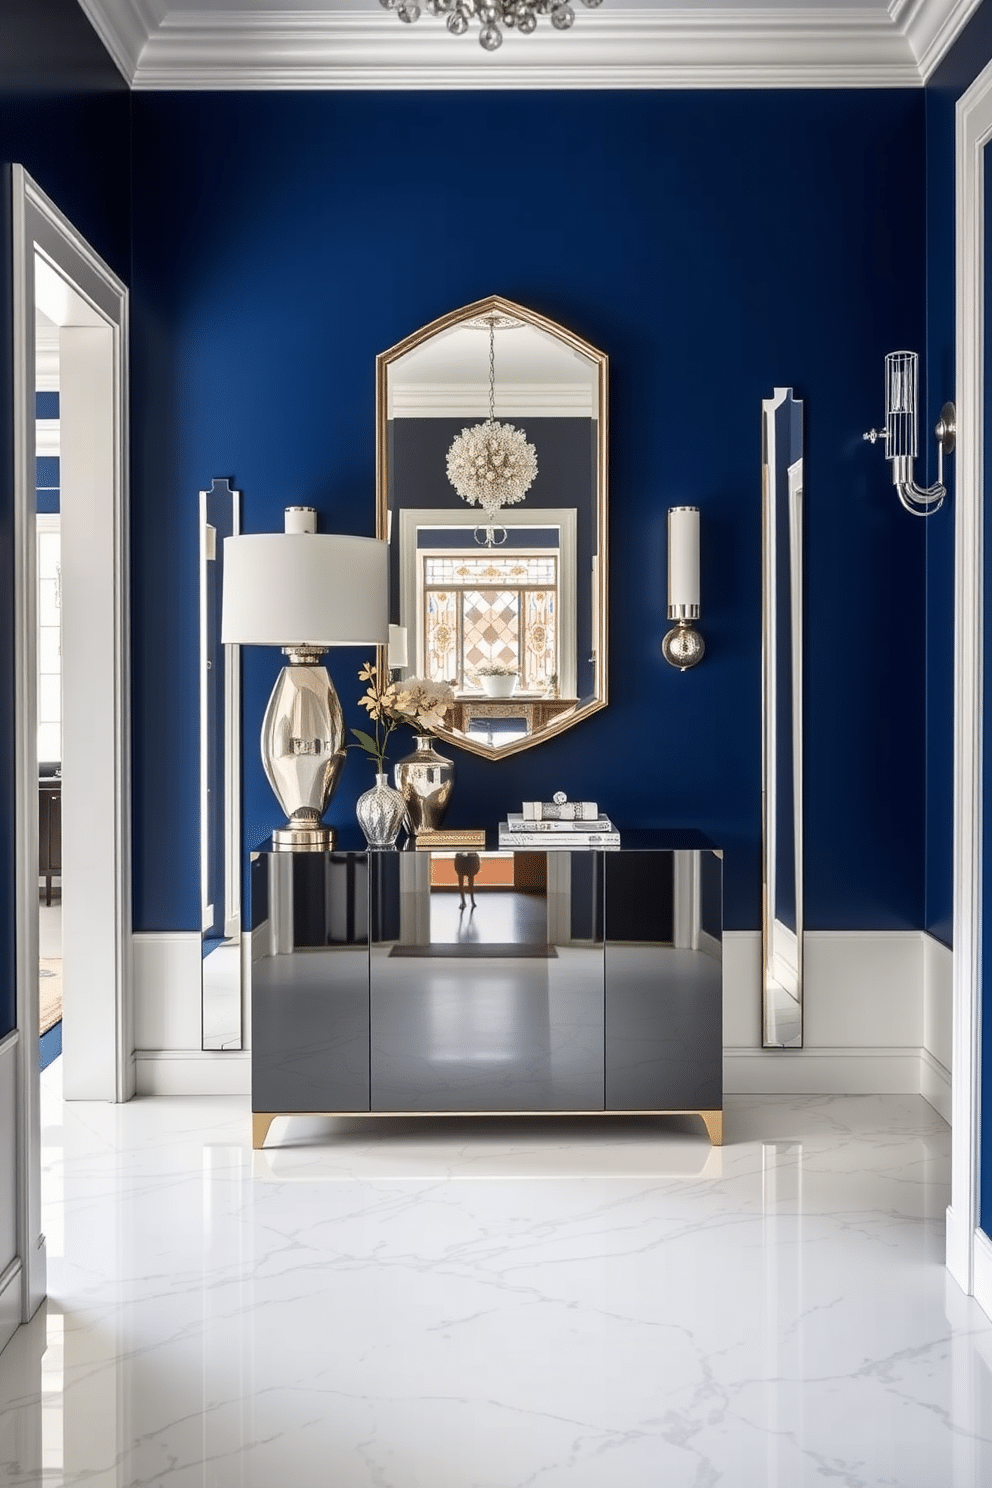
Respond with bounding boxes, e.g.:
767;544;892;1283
926;0;992;1233
130;89;926;934
0;0;129;1039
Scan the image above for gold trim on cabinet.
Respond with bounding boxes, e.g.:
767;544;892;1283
252;1108;723;1149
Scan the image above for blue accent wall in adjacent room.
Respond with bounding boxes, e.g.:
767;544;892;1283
0;0;129;1040
925;0;992;1235
130;88;926;934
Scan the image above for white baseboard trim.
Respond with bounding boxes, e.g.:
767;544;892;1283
972;1228;992;1323
135;1049;250;1096
724;1045;924;1094
920;1047;952;1124
0;1258;22;1358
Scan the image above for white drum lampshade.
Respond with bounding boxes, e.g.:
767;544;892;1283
222;514;389;850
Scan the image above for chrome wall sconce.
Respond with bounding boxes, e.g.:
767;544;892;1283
662;505;705;670
863;350;956;516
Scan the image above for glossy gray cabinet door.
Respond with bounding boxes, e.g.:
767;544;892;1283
604;850;723;1112
251;853;370;1113
369;850;605;1111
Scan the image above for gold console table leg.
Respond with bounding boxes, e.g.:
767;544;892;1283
700;1110;723;1146
252;1113;277;1149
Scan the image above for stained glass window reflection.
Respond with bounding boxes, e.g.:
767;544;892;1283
423;552;558;694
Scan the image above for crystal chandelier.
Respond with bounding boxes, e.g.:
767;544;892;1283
380;0;603;52
446;316;538;529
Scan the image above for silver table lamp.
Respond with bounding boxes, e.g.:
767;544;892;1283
221;507;388;851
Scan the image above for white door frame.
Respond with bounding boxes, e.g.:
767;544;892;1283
10;166;131;1325
951;60;992;1307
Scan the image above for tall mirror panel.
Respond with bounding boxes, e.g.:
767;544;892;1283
377;295;608;760
762;390;804;1049
200;477;242;1051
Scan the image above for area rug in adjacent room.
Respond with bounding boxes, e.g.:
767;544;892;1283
40;958;62;1035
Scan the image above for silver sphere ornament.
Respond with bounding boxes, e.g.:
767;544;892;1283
447;6;469;29
551;3;574;26
517;7;536;27
661;621;705;672
479;21;503;48
397;1;421;19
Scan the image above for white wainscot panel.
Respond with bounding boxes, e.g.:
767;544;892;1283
923;933;953;1124
0;1034;20;1355
725;931;927;1097
132;932;203;1052
722;930;761;1048
803;931;923;1048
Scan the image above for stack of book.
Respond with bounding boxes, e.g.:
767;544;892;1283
498;811;620;849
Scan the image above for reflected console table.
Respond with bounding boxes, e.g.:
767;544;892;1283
249;829;724;1148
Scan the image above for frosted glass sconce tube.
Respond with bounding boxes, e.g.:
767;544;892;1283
864;350;956;517
662;505;705;670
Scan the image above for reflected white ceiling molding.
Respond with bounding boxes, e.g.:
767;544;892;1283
390;384;597;418
34;257;105;328
35;314;60;393
36;421;61;457
75;0;974;88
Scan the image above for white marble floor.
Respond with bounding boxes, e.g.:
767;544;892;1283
2;1067;992;1486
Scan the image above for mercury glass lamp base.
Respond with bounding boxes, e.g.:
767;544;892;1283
271;825;337;852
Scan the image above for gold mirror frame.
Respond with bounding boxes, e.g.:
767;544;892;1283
376;294;608;761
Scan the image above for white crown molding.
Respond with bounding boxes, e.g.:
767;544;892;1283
76;0;162;84
898;0;986;78
76;0;992;88
92;7;924;89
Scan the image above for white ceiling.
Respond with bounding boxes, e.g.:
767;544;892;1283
76;0;978;88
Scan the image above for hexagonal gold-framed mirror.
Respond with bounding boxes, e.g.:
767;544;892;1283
376;295;608;761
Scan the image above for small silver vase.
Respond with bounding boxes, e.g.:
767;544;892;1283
356;772;407;848
393;735;454;835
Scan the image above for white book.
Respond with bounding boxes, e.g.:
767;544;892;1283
505;812;614;833
499;827;621;848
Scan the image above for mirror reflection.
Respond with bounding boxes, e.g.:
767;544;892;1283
200;477;242;1051
377;296;608;759
761;390;804;1048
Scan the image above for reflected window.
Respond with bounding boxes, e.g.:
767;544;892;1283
421;548;559;695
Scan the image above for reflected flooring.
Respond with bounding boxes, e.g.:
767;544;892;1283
763;978;803;1047
2;1066;991;1486
429;888;549;946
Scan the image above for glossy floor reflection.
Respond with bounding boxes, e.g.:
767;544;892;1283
429;888;549;945
2;1066;991;1486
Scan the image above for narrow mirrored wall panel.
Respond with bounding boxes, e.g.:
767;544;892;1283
377;295;608;760
762;390;804;1048
201;477;242;1050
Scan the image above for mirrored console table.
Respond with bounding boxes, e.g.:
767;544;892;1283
249;829;724;1147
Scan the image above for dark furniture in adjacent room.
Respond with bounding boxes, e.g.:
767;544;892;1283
38;769;62;906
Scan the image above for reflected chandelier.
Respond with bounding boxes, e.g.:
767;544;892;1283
380;0;603;52
446;316;538;526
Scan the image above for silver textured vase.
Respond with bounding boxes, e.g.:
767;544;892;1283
393;735;455;835
356;772;407;848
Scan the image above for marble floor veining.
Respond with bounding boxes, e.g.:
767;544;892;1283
2;1066;992;1486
